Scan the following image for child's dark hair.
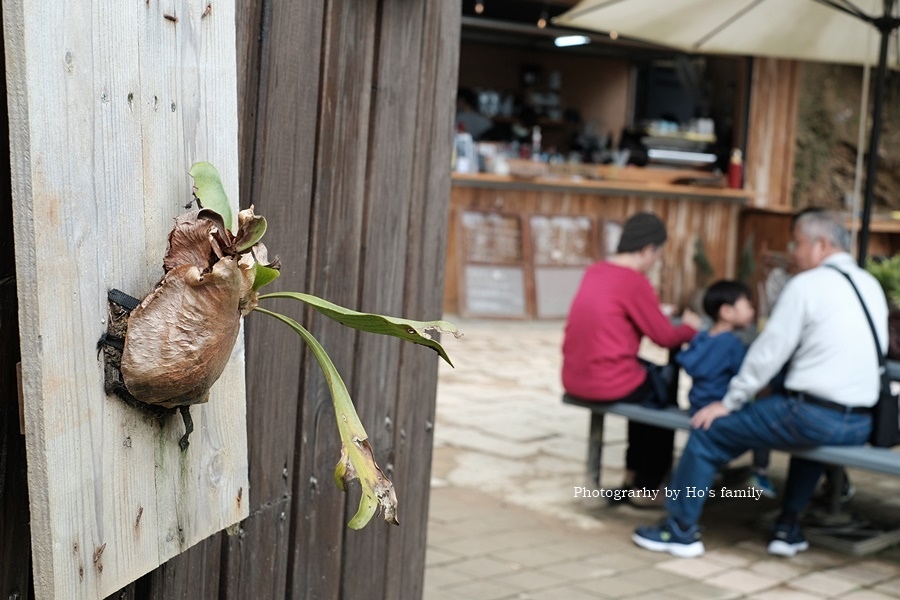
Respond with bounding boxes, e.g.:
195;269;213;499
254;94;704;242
702;280;752;320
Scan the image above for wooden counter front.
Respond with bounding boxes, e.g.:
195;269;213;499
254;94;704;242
446;173;753;318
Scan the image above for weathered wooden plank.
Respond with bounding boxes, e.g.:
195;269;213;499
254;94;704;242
234;0;265;209
338;0;427;595
126;5;271;597
5;1;248;597
385;0;461;597
240;0;321;508
0;10;32;595
219;497;291;600
287;1;378;597
230;0;326;597
136;534;222;600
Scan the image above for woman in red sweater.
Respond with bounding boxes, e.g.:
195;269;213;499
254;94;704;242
563;212;701;499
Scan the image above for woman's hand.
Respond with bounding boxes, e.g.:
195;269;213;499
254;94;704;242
680;307;704;330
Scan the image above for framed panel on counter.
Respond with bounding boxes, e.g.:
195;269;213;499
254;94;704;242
530;215;603;319
458;210;530;318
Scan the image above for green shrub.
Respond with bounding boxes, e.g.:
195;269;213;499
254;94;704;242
866;255;900;309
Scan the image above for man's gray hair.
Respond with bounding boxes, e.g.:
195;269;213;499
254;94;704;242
794;209;850;251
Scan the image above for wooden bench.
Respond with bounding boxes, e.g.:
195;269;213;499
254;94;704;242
562;393;900;555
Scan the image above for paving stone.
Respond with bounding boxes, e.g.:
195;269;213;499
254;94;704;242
745;588;823;600
491;569;566;592
786;548;848;570
836;590;900;600
426;548;464;567
666;581;743;599
444;555;522;579
538;560;619;581
702;568;782;594
825;561;900;585
747;558;805;582
872;577;900;597
787;571;864;596
655;556;731;579
515;584;611;599
492;545;571;569
572;569;687;599
580;551;662;572
423;566;471;590
702;549;755;568
423;590;464;600
442;578;524;600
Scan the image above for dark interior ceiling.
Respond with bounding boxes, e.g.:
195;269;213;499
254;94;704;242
460;0;680;62
461;0;578;24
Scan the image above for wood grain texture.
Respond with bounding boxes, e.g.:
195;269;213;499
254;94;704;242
288;2;378;597
338;0;426;595
385;0;461;597
0;5;32;597
137;534;222;600
745;58;800;209
218;1;324;596
5;1;248;598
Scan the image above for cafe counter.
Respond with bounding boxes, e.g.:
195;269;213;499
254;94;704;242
445;171;755;319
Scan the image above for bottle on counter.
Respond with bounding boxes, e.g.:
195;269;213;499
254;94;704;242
531;125;542;161
454;124;477;174
728;148;743;189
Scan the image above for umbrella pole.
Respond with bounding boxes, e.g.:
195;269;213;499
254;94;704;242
850;62;871;260
857;13;896;266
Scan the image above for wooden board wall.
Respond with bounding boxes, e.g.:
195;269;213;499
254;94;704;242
740;207;900;309
4;1;249;597
1;1;461;599
745;58;800;210
445;184;743;315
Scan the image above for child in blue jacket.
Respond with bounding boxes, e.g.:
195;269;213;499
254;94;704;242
677;280;776;498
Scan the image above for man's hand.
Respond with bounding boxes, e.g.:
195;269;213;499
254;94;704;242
691;401;731;430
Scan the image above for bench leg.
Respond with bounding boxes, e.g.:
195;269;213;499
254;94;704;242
587;412;605;488
826;465;844;515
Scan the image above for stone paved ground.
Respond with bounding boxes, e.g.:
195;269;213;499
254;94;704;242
424;318;900;599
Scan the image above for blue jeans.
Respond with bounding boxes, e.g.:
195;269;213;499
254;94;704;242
666;394;872;527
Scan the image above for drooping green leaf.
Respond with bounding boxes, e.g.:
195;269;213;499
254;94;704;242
189;162;235;234
254;306;398;529
258;291;461;366
252;263;281;291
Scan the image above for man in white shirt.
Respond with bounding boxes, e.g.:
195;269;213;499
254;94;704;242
632;209;888;559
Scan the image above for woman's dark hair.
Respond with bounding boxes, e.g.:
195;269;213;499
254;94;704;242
702;280;752;320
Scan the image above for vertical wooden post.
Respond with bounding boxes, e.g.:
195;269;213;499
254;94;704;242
745;58;800;209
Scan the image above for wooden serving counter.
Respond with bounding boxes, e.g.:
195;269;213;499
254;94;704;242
446;172;755;319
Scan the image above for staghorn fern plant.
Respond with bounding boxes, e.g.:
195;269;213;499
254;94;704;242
104;161;460;530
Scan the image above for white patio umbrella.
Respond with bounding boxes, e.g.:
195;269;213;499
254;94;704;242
555;0;900;264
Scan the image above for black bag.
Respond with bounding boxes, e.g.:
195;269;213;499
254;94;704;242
638;358;678;409
828;266;900;447
870;377;900;448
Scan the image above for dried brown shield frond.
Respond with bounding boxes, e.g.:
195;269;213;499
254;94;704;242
120;258;244;408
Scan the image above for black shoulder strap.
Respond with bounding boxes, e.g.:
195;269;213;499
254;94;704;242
825;265;887;375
